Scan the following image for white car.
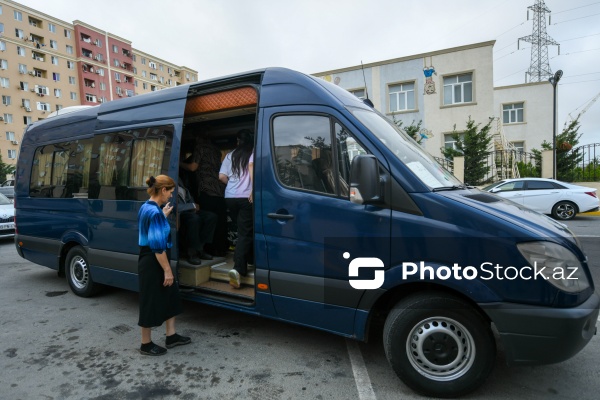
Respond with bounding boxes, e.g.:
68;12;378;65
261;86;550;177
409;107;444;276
0;193;15;239
483;178;599;220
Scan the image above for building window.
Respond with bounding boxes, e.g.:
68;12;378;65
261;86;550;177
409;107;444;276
56;104;63;111
112;45;118;53
503;102;524;124
50;39;57;49
142;82;147;90
142;71;147;78
22;99;31;109
443;73;473;105
37;102;51;111
444;133;465;150
115;72;121;82
389;82;415;112
133;67;137;74
150;73;157;81
511;141;525;152
66;45;74;55
15;28;24;39
17;46;25;57
54;88;61;97
48;23;56;33
0;59;7;69
85;93;96;102
51;56;59;65
19;64;27;74
64;29;71;38
0;41;6;51
113;58;120;67
2;95;11;105
0;77;9;88
350;89;365;99
0;23;3;34
3;113;13;123
69;76;76;84
8;150;16;159
67;61;74;69
6;131;16;141
141;57;146;65
19;81;28;91
99;82;106;90
14;11;23;21
23;115;32;125
70;92;77;100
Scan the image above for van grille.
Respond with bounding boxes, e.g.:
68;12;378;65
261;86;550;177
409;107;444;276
0;216;14;223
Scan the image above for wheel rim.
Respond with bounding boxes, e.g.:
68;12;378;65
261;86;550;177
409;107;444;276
556;203;575;219
406;317;475;381
69;255;89;290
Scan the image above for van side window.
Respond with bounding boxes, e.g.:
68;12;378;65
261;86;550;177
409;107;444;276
29;139;94;198
272;115;367;197
88;125;173;200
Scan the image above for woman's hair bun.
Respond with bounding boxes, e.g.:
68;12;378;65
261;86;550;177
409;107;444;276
146;176;156;187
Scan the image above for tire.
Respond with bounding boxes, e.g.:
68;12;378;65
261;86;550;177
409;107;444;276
383;292;495;398
65;246;99;297
551;201;577;220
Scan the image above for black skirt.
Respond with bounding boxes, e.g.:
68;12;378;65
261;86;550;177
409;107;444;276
138;246;182;328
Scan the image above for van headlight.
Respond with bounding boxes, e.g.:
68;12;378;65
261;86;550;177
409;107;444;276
517;241;590;293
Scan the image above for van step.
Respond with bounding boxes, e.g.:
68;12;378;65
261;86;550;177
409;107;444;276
210;262;255;285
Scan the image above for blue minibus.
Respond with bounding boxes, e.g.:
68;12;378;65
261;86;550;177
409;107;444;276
14;67;598;397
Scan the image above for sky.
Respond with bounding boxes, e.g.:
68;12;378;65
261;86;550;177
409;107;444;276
14;0;600;148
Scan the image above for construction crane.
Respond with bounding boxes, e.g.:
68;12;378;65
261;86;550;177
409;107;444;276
564;91;600;128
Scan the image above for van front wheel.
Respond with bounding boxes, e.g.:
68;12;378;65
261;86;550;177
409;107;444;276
383;293;495;398
65;246;99;297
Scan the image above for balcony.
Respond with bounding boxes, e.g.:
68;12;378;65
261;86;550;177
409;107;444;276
32;51;45;62
82;63;95;73
81;48;93;59
84;79;96;89
80;33;92;44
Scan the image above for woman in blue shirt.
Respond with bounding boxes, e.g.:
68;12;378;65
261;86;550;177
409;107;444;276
138;175;191;356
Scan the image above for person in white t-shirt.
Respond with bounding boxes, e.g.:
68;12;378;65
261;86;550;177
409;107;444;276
219;129;254;289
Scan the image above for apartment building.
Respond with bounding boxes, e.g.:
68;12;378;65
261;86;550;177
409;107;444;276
0;0;198;172
313;41;553;158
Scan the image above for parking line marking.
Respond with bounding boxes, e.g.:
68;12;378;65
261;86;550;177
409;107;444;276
346;339;377;400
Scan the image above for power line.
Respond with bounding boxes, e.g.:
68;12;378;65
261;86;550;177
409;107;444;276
552;12;600;25
553;1;600;14
494;47;530;61
562;72;600;78
558;32;600;42
559;78;600;85
550;47;600;59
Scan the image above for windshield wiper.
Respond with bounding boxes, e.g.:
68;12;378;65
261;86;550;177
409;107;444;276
432;184;468;192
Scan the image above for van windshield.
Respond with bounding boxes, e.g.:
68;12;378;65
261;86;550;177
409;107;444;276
351;108;462;189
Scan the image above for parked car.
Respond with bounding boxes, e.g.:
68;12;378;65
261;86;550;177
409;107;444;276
0;193;15;239
0;179;14;200
483;178;599;220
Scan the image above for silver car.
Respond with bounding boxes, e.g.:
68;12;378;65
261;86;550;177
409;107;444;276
0;193;15;239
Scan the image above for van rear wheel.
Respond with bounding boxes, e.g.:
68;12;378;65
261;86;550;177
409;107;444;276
66;246;99;297
383;293;495;398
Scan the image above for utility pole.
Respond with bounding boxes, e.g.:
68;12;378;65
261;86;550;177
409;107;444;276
518;0;560;83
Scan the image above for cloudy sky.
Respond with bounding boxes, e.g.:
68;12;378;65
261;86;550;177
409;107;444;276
15;0;600;147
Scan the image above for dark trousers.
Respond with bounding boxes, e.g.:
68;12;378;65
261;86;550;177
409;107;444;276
226;198;253;276
179;209;217;257
197;192;228;256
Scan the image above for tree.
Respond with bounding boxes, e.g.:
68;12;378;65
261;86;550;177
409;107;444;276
540;118;584;182
441;117;493;185
392;116;424;144
0;154;16;183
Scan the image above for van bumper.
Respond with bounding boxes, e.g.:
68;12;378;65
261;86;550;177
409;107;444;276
481;292;599;366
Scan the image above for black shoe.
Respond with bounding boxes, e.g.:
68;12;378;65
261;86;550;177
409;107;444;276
188;256;202;265
140;342;167;356
199;252;213;260
166;333;191;349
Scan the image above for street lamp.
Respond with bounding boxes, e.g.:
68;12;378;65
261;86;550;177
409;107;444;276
548;70;563;180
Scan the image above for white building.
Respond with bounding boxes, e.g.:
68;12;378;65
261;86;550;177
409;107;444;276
313;40;552;158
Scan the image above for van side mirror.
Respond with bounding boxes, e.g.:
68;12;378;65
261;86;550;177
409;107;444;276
350;155;382;205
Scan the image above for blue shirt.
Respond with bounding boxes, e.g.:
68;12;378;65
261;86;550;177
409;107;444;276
138;200;172;253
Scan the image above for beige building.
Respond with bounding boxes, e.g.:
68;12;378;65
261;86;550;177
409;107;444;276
0;0;198;174
313;41;553;159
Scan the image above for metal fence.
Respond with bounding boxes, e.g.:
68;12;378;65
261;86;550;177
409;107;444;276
475;150;540;185
572;143;600;182
433;156;454;173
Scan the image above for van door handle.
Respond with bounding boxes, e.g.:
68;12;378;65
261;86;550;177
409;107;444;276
268;213;295;220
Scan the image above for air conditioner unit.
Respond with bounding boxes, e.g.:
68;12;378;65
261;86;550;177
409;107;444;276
0;117;4;121
28;71;35;76
95;70;101;74
91;83;95;88
30;88;36;92
19;71;25;74
117;93;123;97
25;107;31;112
115;79;121;83
11;140;19;145
39;57;44;62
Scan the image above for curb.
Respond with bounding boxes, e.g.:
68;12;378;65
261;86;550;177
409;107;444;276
581;211;600;217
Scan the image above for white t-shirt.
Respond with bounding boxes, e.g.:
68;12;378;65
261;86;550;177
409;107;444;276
220;152;254;198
